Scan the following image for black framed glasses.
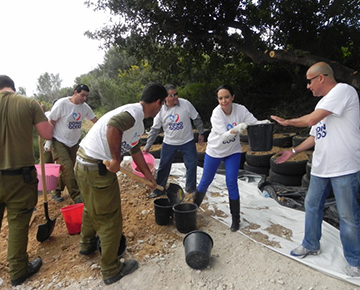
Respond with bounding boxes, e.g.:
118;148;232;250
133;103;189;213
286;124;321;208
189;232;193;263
306;74;328;85
169;92;178;98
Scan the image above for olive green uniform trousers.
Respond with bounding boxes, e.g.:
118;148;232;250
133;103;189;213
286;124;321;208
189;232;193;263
74;156;123;280
0;168;38;281
52;139;80;202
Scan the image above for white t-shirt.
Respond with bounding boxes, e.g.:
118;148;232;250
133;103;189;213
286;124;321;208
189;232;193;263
79;103;144;160
206;103;258;158
310;83;360;177
153;98;200;146
48;97;96;147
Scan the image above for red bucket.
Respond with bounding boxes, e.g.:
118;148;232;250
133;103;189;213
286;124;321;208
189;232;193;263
60;203;84;234
35;163;61;191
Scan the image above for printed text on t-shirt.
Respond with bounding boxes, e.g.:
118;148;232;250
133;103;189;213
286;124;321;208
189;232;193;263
316;122;327;140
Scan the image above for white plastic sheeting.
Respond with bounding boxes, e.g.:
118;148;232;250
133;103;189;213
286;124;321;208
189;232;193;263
168;163;360;287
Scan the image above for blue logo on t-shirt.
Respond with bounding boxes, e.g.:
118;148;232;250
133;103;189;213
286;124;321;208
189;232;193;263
68;112;82;129
316;121;327;140
227;122;237;131
169;113;183;131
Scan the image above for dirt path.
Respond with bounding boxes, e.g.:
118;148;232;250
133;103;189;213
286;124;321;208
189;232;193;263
0;174;359;289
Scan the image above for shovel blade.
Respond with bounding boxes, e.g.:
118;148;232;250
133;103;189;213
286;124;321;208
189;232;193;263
36;218;56;242
167;183;185;205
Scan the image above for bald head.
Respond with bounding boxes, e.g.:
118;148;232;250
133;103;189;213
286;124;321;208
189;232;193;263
307;62;334;79
306;62;337;96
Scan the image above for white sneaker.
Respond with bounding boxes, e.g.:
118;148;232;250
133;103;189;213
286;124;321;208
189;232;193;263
290;245;320;258
345;265;360;277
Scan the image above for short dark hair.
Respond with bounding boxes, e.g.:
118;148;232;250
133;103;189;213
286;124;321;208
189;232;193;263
0;75;16;91
216;84;234;96
74;84;90;93
164;84;176;92
141;83;167;103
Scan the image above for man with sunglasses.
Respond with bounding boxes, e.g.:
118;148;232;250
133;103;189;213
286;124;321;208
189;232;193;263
271;62;360;277
144;84;205;198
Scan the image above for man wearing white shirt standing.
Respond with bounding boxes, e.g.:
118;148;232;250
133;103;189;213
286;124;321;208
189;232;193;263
48;84;98;203
271;62;360;277
143;84;205;198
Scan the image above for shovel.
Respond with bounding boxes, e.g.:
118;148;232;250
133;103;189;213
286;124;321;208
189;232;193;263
104;161;184;205
36;136;56;242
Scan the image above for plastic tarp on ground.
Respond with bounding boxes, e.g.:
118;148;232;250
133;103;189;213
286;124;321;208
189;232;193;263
168;163;360;287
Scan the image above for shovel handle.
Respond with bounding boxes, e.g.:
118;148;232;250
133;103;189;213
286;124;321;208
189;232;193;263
103;160;164;191
38;136;48;202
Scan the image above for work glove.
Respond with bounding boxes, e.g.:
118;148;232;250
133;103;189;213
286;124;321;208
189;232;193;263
44;140;53;152
255;119;271;124
231;123;248;135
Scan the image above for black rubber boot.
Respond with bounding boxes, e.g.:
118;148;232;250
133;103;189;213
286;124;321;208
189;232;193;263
229;198;240;232
193;190;206;207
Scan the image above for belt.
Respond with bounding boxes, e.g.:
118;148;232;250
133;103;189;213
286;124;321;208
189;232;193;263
76;155;99;165
76;156;99;171
1;166;35;176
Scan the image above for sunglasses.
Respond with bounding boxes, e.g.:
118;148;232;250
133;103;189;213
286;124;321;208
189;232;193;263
169;92;178;98
306;74;328;85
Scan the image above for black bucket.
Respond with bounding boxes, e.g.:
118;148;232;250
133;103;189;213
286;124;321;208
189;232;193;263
97;233;127;258
173;203;198;233
183;230;214;269
247;123;274;151
154;198;173;225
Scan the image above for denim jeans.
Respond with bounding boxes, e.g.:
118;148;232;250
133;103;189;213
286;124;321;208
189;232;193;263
197;153;241;200
154;140;198;194
303;172;360;266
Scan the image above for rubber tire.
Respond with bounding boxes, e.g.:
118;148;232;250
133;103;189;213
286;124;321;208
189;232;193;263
270;155;308;176
197;152;205;167
245;151;276;167
268;169;303;186
149;149;161;159
272;133;295;148
243;162;270;175
306;160;312;178
239;134;248;142
301;174;310;187
292;135;308;147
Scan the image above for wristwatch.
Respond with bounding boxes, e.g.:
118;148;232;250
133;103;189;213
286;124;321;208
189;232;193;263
291;148;297;155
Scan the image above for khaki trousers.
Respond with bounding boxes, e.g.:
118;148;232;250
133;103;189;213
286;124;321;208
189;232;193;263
0;168;38;280
74;160;123;280
52;139;80;201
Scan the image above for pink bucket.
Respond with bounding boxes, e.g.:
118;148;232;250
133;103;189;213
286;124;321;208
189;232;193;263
35;163;61;191
131;152;156;177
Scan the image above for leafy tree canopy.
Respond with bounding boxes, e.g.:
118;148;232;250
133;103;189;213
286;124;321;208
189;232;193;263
85;0;360;88
34;72;62;102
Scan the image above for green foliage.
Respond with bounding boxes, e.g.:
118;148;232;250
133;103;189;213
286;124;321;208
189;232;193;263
178;83;218;126
34;72;62;103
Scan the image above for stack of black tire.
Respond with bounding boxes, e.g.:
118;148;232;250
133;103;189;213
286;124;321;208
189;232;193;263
268;135;313;186
243;150;275;176
242;133;296;177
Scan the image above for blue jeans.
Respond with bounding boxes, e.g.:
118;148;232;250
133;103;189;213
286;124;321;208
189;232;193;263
303;172;360;266
155;140;197;193
197;153;241;200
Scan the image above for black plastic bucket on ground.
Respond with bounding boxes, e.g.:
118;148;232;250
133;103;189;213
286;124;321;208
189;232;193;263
173;203;198;233
154;198;173;225
247;123;274;151
97;233;127;258
183;230;214;269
